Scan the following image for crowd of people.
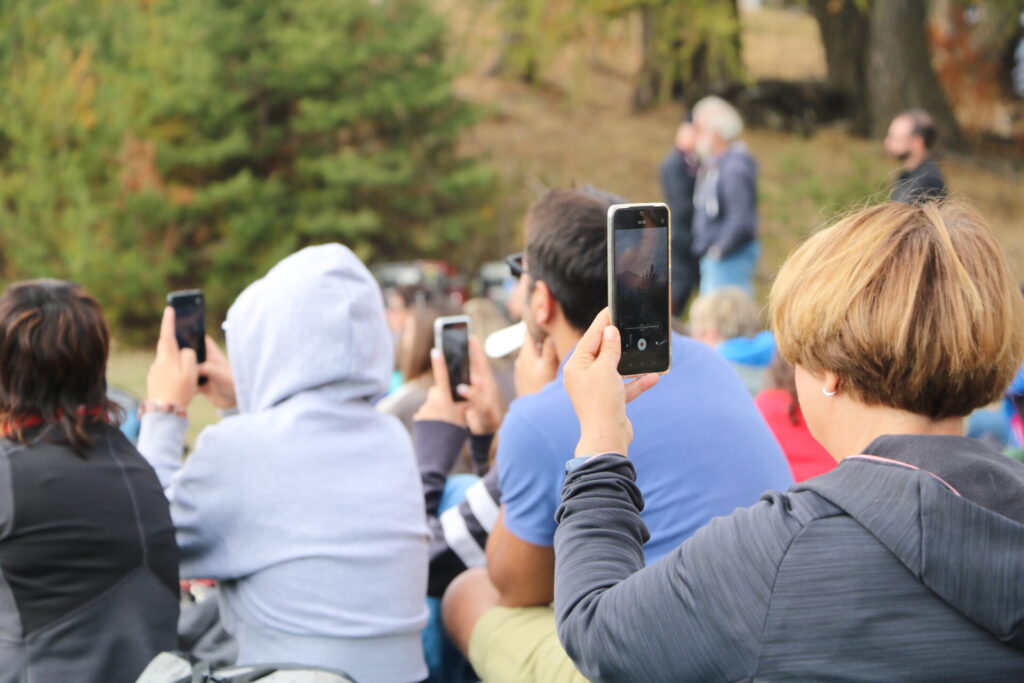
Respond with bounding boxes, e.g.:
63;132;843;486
0;94;1021;683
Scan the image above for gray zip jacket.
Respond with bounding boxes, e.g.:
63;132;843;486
554;435;1024;681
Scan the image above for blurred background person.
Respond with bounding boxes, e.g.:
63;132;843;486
378;301;445;433
755;352;836;482
689;286;774;395
383;285;430;394
691;96;760;296
660;112;700;315
885;109;948;205
139;245;429;682
0;280;179;683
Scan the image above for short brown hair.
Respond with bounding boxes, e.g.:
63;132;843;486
0;280;114;452
771;201;1024;420
525;188;616;332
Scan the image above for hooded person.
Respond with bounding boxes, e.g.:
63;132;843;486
138;244;430;682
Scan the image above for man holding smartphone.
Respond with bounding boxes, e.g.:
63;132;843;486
442;188;792;682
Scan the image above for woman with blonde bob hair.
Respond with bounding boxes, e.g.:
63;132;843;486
552;201;1024;681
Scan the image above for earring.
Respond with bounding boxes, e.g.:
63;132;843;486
822;387;837;397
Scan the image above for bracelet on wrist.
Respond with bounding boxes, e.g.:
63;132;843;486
139;400;187;419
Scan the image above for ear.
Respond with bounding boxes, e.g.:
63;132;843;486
822;372;841;396
531;279;556;327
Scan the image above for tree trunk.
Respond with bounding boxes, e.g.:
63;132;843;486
867;0;963;146
632;0;743;111
809;0;871;136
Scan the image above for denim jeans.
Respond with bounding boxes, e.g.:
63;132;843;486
699;240;760;296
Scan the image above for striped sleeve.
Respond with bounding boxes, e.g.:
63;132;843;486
429;469;500;597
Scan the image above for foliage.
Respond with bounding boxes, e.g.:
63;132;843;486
482;0;744;105
0;0;496;340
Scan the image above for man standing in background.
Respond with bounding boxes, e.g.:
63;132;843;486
884;109;948;205
691;96;760;296
660;113;700;315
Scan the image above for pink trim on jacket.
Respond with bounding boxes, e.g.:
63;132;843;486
846;454;962;497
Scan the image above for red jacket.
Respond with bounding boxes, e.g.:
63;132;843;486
755;389;835;482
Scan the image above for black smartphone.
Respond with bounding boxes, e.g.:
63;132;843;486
607;203;672;377
434;315;472;402
167;289;207;384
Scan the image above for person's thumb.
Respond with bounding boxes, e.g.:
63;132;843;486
596;325;622;369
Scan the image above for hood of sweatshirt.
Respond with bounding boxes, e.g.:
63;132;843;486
798;434;1024;650
224;243;393;414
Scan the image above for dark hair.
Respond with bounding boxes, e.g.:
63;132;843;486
0;280;114;453
902;109;937;149
525;188;618;332
767;352;800;425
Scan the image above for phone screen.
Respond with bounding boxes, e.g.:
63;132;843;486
612;205;671;376
167;290;207;367
442;321;471;402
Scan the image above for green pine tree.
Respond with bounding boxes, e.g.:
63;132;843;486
0;0;496;339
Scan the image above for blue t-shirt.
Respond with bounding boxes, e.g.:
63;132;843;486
497;333;793;563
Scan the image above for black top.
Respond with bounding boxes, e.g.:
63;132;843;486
891;156;948;205
0;423;179;683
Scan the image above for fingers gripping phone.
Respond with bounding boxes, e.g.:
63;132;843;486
434;315;472;402
167;289;207;385
608;203;672;377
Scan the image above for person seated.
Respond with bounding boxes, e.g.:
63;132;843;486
378;302;445;432
413;334;505;682
138;244;429;682
0;280;179;683
554;200;1024;680
755;353;836;482
690;286;774;395
441;188;793;682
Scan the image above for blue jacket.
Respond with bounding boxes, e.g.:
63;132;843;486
692;143;759;257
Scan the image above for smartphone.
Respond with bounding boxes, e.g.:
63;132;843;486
167;289;207;384
434;315;472;402
607;203;672;377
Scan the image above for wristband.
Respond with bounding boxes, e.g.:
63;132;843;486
139;400;187;419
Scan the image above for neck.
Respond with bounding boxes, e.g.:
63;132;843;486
546;320;583;364
904;150;929;171
824;401;963;463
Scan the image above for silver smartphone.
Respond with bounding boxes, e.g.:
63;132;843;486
607;203;672;377
434;314;472;401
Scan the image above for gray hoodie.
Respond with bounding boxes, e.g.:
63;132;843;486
139;244;429;683
554;435;1024;681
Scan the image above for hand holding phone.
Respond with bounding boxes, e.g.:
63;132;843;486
608;203;672;377
167;289;207;386
434;315;472;402
146;306;201;408
564;308;659;457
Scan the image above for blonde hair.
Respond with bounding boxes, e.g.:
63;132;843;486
771;201;1024;419
690;286;761;341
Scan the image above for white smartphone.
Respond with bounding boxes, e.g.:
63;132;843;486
607;202;672;377
434;315;472;401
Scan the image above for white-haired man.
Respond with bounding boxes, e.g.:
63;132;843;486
691;96;760;295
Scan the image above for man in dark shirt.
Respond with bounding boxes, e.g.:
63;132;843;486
884;109;948;204
660;115;700;315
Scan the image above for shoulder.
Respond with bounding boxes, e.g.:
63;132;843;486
497;386;574;471
723;146;758;174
